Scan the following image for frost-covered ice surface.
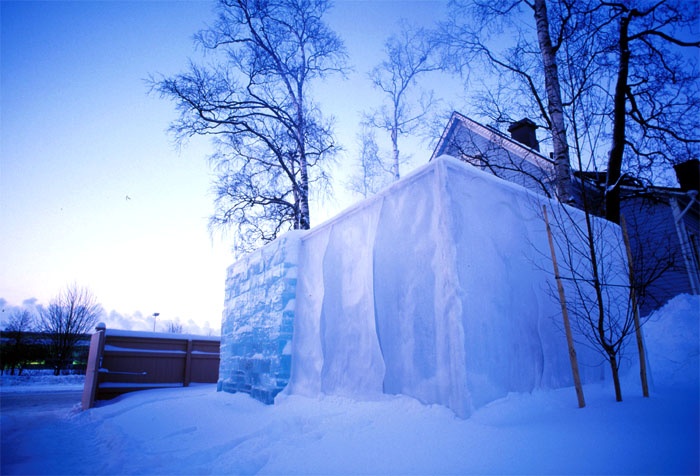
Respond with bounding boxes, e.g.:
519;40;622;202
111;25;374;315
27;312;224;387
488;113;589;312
221;157;623;415
1;294;697;475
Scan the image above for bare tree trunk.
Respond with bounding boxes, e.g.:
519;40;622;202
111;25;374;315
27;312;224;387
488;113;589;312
591;247;623;402
391;120;400;181
296;95;311;230
608;352;623;402
298;156;311;229
621;214;650;397
606;12;633;225
581;173;624;402
533;0;573;203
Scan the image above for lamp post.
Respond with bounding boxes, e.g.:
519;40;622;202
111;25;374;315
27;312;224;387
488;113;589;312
153;312;160;332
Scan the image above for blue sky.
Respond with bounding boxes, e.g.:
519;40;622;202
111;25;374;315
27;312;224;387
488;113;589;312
1;0;452;332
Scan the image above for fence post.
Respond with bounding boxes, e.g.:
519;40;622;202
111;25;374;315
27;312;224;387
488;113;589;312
184;339;193;387
81;323;106;410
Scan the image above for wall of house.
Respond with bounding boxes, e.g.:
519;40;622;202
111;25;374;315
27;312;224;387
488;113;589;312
218;232;303;403
618;193;700;316
672;195;700;293
621;198;686;315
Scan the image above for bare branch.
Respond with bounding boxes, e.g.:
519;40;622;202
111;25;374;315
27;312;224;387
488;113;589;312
152;0;348;250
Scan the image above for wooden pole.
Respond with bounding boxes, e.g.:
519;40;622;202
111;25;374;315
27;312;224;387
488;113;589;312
81;323;106;410
620;214;650;397
543;205;586;408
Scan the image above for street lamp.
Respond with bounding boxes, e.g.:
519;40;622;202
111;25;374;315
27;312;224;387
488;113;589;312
153;312;160;332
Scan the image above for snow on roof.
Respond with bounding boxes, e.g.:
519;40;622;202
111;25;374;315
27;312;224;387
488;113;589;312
104;327;220;342
431;111;554;172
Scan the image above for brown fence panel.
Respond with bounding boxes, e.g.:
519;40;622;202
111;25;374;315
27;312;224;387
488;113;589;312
190;340;220;383
81;326;220;409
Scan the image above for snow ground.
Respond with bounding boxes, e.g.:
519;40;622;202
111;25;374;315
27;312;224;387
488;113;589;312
1;295;698;475
1;371;84;393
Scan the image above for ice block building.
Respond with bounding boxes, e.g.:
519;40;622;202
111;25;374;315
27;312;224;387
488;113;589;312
218;156;627;417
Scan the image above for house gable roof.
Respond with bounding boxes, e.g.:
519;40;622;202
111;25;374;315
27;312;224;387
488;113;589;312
431;111;555;173
431;111;696;204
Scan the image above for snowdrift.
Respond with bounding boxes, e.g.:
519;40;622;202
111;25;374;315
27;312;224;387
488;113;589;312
221;156;626;417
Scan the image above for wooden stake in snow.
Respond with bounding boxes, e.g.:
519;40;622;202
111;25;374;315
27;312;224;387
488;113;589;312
543;205;586;408
620;214;650;398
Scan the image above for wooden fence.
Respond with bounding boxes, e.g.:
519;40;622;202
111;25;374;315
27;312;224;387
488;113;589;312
81;324;220;409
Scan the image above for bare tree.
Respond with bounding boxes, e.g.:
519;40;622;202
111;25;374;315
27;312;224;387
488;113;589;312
365;21;439;181
598;1;700;223
346;126;392;198
438;0;574;201
2;310;35;375
166;320;184;334
39;285;102;375
531;0;574;202
439;0;699;222
153;0;348;253
548;131;659;401
438;0;697;315
545;198;637;402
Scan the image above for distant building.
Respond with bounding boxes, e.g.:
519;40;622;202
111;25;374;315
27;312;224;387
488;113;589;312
0;331;91;374
432;111;700;315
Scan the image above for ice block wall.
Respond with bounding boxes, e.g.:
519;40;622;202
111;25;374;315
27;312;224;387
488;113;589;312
220;156;625;416
218;231;303;403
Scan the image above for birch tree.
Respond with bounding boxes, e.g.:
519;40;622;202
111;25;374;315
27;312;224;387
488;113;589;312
153;0;348;252
531;0;573;202
365;22;439;181
347;127;391;198
438;0;574;202
439;0;699;221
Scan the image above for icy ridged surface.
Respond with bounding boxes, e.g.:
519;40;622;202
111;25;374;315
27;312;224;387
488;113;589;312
223;157;621;416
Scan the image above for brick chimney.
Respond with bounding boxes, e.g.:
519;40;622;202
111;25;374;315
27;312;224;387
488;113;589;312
673;159;699;192
508;118;540;151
